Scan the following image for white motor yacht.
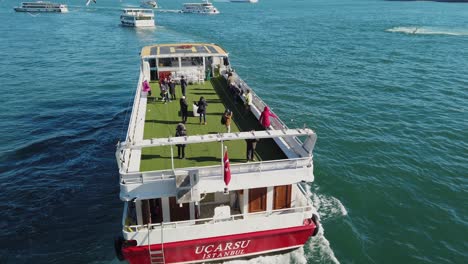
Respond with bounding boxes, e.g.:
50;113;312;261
14;1;68;12
182;0;219;14
120;8;155;27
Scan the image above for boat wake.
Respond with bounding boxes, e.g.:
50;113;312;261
386;26;468;36
223;186;346;264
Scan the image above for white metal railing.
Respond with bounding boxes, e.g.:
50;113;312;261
118;62;146;173
123;204;313;232
229;72;304;148
231;72;288;131
121;157;311;184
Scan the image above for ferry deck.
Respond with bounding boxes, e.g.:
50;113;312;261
116;43;318;264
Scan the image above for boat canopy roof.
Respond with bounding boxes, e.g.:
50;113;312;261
141;43;228;58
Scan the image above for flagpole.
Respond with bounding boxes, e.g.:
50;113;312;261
222;142;229;194
221;140;224;173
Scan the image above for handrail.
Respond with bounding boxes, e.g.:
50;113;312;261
230;72;306;150
119;62;145;172
118;128;315;150
121;157;311;184
123;204;312;232
231;71;289;131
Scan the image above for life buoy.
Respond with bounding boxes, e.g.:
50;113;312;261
114;236;125;261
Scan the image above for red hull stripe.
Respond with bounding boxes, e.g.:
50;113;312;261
123;222;316;264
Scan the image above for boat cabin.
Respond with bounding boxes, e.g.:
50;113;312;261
141;43;229;84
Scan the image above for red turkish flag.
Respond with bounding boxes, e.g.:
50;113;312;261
223;150;231;186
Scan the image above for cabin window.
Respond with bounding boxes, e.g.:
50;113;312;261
136;17;152;20
148;58;156;68
181;57;203;67
159;57;178;67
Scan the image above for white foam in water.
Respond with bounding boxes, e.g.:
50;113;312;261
225;185;346;264
386;26;468;36
309;186;348;222
224;247;307;264
307;225;340;264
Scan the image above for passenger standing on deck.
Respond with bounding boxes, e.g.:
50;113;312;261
246;130;259;161
168;73;176;100
196;96;208;125
180;96;188;124
180;75;187;96
227;72;235;94
243;89;252;113
175;123;187;159
222;109;233;133
160;79;169;103
259;106;277;129
142;79;151;96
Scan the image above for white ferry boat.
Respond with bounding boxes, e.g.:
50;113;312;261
181;0;219;14
120;9;155;28
14;1;68;12
140;0;158;9
114;43;320;263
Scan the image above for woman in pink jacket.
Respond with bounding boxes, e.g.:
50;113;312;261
259;106;277;129
142;79;151;96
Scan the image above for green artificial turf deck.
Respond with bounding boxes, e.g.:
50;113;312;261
140;77;286;172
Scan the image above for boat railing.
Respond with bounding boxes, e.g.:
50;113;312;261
231;72;304;148
121;156;311;184
232;72;288;131
123;204;313;232
117;64;145;172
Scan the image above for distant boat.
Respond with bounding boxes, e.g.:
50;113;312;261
182;0;220;14
120;8;155;27
230;0;259;3
140;0;158;9
14;1;68;12
85;0;96;7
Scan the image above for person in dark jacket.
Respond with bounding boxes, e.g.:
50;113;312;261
246;130;259;161
168;74;176;100
196;96;208;125
180;96;188;124
159;79;169;103
180;75;187;96
175;123;187;159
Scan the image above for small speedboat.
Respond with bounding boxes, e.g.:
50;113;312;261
140;0;158;9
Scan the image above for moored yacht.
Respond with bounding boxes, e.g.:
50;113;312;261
114;43;320;263
14;1;68;12
182;0;219;14
120;8;155;27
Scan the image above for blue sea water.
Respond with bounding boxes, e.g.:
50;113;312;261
0;0;467;263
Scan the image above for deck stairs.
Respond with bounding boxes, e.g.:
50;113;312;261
147;224;165;264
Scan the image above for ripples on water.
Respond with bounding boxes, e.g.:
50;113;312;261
0;0;467;263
